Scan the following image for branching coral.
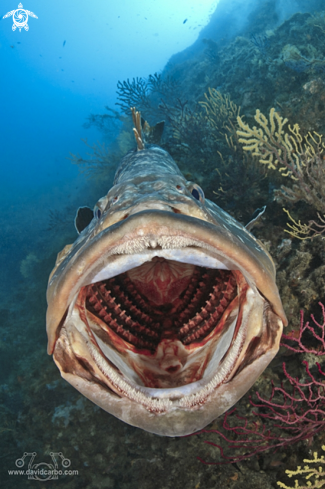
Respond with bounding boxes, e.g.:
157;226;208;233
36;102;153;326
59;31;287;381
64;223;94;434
307;10;325;35
159;89;266;218
68;139;119;180
159;98;208;153
277;446;325;489
283;209;325;240
194;303;325;465
281;44;325;74
83;107;124;139
116;73;180;118
237;108;323;184
250;33;270;58
237;108;325;237
197;89;267;214
116;77;152;114
200;87;240;141
47;207;76;232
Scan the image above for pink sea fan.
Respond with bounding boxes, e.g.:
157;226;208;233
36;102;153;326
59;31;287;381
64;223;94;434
194;302;325;464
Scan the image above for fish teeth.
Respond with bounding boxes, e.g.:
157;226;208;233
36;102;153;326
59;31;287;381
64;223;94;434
90;246;229;285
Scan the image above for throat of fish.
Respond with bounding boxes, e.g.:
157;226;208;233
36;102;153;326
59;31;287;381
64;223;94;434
70;248;249;399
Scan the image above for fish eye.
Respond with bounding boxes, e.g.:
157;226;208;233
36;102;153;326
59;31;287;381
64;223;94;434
191;188;200;200
186;182;205;203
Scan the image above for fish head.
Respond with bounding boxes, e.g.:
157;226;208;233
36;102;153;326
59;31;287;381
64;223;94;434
46;145;286;436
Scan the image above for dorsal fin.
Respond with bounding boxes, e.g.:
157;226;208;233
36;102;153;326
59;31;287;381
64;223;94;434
131;107;144;150
141;117;165;145
131;107;164;150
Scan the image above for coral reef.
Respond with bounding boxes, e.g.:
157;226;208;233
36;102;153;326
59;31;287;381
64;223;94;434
283;209;325;240
68;139;119;183
237;107;325;239
193;303;325;465
82;107;124;141
237;108;325;212
277;446;325;488
116;73;181;122
199;87;241;141
271;232;325;326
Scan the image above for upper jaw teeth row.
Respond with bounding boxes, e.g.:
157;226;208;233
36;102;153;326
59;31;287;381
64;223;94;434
90;247;230;284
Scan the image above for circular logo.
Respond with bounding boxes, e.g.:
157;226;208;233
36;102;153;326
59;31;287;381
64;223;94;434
31;462;55;481
13;9;28;29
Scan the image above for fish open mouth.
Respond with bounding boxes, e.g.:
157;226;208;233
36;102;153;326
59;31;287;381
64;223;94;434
48;211;284;435
87;261;238;352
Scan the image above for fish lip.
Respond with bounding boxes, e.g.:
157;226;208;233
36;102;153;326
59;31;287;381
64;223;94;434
52;282;283;435
53;266;271;414
47;210;286;354
48;209;285;435
68;295;246;410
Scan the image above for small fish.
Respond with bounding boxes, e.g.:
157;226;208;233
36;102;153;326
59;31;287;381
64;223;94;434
47;109;286;437
183;18;188;24
63;40;66;47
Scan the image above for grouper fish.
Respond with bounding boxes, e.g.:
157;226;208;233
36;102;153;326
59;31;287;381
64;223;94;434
46;108;287;437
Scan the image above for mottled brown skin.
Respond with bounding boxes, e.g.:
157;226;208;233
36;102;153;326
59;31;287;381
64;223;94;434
46;144;286;436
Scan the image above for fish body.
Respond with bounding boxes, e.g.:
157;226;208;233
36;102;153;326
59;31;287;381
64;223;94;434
46;115;286;436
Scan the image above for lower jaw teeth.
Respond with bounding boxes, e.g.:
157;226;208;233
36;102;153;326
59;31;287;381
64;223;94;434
91;311;238;399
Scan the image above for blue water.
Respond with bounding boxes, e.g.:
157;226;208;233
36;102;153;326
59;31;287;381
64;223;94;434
0;0;216;297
